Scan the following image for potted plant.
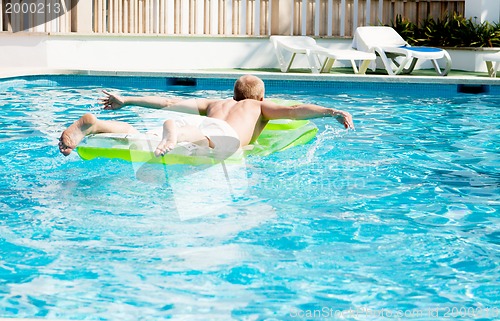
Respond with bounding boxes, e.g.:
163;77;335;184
390;14;500;72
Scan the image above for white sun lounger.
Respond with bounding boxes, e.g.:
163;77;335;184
352;26;452;76
483;52;500;77
270;35;376;74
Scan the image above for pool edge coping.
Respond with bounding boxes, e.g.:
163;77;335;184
1;68;500;86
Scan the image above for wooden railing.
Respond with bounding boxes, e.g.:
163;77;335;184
93;0;274;35
1;0;465;37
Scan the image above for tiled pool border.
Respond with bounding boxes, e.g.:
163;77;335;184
2;70;500;96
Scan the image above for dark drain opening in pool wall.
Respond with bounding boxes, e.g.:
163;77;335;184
166;78;197;87
457;84;490;94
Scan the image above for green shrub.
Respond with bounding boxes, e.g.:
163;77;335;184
388;13;500;47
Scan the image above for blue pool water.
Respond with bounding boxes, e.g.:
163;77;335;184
0;75;499;320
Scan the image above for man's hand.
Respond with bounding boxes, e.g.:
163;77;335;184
99;90;126;110
334;111;355;130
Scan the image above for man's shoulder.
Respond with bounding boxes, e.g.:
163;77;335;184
203;98;227;104
237;99;265;105
204;98;233;106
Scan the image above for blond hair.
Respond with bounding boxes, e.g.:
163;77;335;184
233;75;265;101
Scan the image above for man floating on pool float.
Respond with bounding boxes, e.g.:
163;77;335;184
58;75;354;157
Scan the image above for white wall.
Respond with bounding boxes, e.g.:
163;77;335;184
1;34;353;72
465;0;500;24
0;34;49;69
0;33;495;74
44;36;279;71
446;48;499;72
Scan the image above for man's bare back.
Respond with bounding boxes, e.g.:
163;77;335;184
203;99;267;146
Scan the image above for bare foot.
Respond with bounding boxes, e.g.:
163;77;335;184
154;138;177;157
59;113;98;156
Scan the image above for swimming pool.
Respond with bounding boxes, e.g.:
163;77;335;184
0;75;499;320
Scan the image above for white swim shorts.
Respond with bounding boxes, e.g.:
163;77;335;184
148;115;240;154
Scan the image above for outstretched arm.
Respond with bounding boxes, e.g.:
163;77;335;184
261;100;354;129
99;90;211;115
